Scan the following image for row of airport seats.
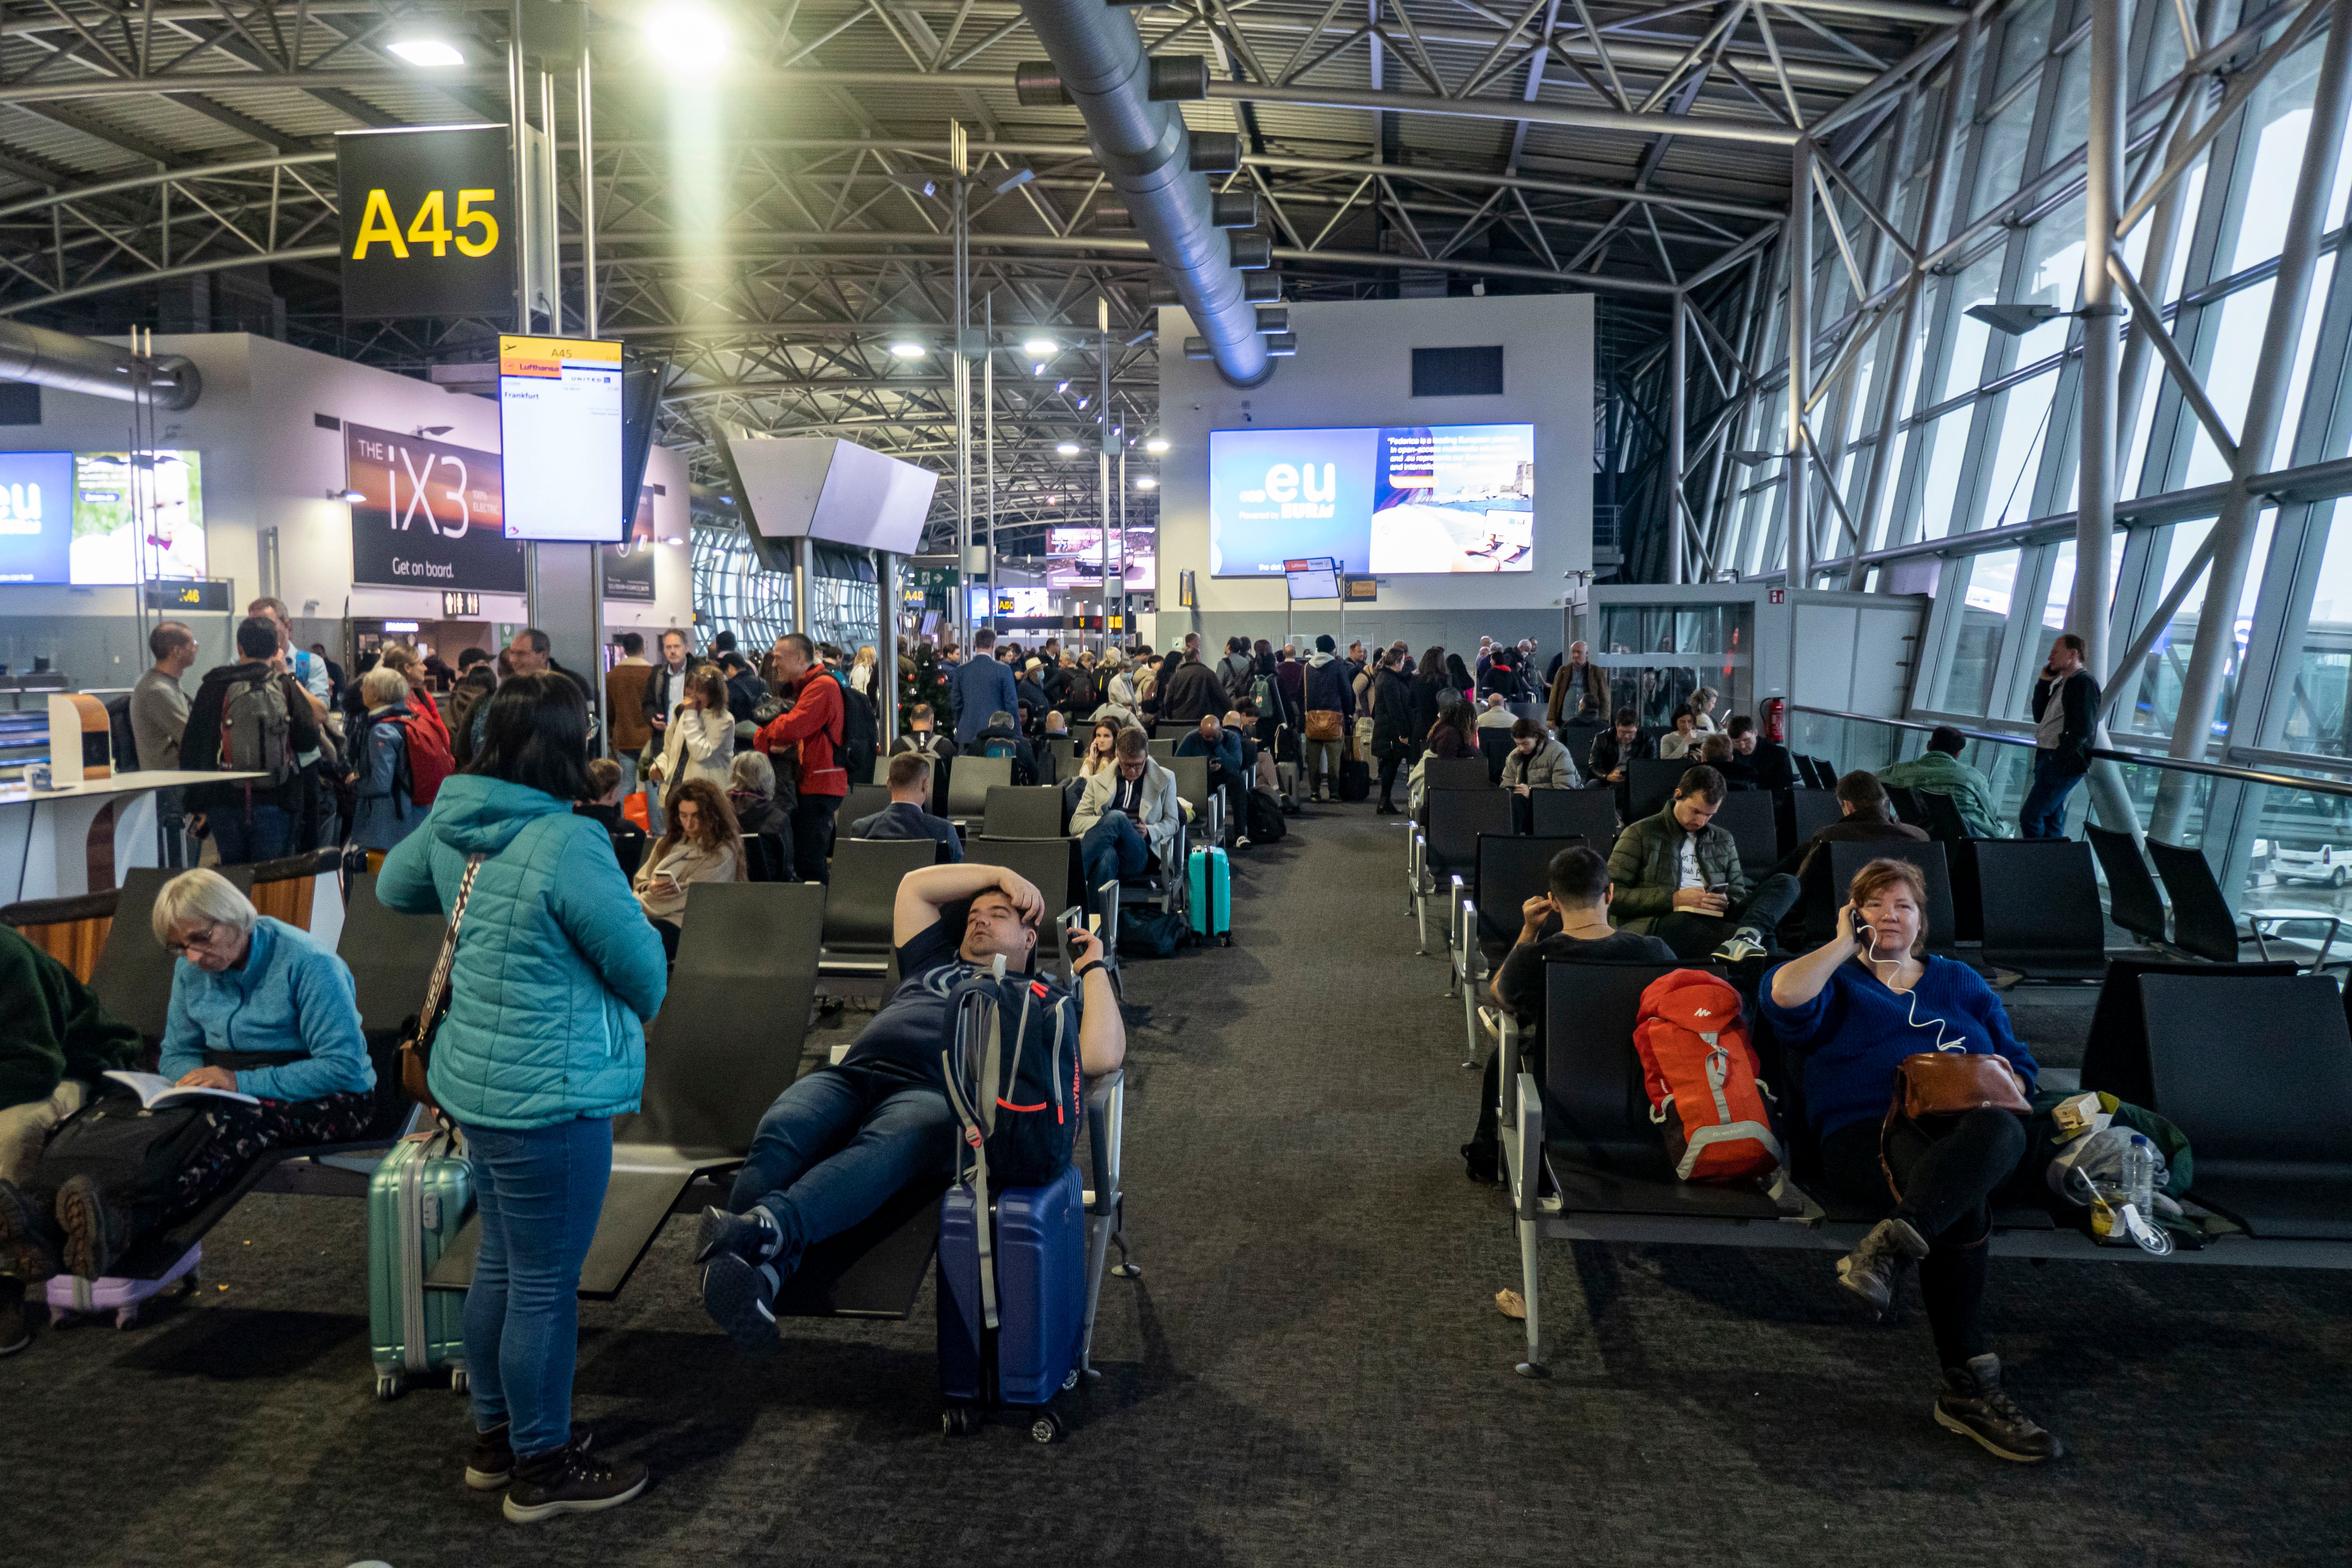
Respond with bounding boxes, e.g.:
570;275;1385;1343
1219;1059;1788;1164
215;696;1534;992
1;860;1135;1374
861;734;1243;845
1492;956;2352;1374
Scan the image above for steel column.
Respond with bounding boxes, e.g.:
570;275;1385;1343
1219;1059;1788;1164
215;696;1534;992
1669;294;1687;586
2074;0;2124;682
1786;138;1814;587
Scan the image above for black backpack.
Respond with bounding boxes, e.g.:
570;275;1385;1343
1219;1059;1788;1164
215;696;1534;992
941;961;1083;1193
1247;789;1287;843
104;692;140;772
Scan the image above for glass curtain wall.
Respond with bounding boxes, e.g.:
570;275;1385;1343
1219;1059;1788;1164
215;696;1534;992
1725;0;2352;925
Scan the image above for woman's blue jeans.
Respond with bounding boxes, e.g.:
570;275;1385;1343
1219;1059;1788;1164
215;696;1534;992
459;1115;612;1459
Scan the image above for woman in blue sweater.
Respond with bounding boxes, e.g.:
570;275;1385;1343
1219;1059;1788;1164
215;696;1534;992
1761;857;2057;1465
381;672;667;1524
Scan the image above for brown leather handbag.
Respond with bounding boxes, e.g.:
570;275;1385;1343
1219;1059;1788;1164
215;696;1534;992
395;852;486;1117
1893;1048;2032;1118
1303;708;1344;743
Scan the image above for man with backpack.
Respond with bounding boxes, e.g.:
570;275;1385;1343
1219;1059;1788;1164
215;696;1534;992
179;616;323;866
756;634;849;884
694;861;1124;1355
249;597;337;846
971;709;1041;786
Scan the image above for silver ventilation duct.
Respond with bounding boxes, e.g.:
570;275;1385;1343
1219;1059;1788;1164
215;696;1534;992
0;321;202;410
1017;0;1273;388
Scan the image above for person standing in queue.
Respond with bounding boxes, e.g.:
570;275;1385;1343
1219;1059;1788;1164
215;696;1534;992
757;633;850;884
377;671;668;1523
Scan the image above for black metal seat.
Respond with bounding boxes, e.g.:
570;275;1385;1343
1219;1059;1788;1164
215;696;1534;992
965;836;1084;921
1413;788;1515;955
2147;836;2343;966
821;838;941;979
1885;784;1929;829
1973;838;2108;980
1449;835;1583;1066
2087;823;2169;948
1816;839;1962;956
2080;957;2297;1108
1920;788;1972;844
1787;787;1840;850
1527;788;1620;844
981;784;1067;840
943;755;1013;826
1710;790;1779;879
1478;728;1516;784
1626;756;1689;821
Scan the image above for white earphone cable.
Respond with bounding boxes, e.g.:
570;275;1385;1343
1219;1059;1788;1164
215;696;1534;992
1857;919;1966;1052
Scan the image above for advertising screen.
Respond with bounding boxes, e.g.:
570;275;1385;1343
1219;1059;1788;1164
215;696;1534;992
1209;423;1534;575
499;334;626;543
0;450;75;584
602;486;657;603
1045;527;1156;592
71;450;207;583
346;422;523;593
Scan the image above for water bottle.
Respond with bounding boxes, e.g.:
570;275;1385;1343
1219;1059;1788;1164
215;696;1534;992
2119;1133;2156;1230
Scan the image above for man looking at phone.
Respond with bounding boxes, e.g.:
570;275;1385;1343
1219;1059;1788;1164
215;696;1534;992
694;862;1125;1354
1606;765;1801;963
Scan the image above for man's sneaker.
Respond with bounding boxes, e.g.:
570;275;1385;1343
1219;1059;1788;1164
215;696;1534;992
0;1278;30;1357
55;1174;130;1281
502;1438;648;1523
1710;925;1771;964
469;1422;591;1492
1235;835;1251;850
700;1253;782;1357
0;1178;63;1281
1834;1215;1930;1318
1934;1354;2063;1463
693;1205;779;1266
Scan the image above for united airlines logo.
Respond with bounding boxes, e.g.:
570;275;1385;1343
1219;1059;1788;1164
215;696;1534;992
1239;462;1336;519
0;479;43;535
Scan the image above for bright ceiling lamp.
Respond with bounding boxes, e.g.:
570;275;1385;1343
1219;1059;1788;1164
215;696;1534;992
888;340;926;358
644;0;729;71
1144;437;1170;454
1134;475;1158;490
1056;441;1082;455
388;36;466;66
1023;336;1057;357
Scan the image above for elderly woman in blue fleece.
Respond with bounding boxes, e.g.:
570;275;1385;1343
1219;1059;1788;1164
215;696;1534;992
379;670;667;1525
0;866;376;1288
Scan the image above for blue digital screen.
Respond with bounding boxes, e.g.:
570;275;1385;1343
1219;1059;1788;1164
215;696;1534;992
0;450;75;585
1208;423;1535;576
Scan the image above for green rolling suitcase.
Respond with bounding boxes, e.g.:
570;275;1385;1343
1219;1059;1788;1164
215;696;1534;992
367;1127;472;1400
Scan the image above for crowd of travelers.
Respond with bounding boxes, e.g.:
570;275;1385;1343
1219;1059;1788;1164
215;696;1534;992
0;615;2100;1514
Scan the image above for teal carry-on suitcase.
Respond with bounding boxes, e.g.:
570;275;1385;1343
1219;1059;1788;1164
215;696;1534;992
1187;845;1232;945
367;1128;472;1400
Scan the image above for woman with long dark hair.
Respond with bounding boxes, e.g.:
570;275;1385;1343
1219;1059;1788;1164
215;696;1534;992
634;777;744;938
1409;645;1449;744
377;672;667;1521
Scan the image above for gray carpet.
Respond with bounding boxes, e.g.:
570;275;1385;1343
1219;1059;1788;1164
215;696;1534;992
4;811;2350;1567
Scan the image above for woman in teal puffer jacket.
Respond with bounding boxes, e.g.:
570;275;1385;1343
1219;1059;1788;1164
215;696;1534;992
379;672;667;1524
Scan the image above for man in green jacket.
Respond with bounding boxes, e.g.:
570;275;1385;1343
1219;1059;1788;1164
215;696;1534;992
0;923;145;1355
1605;765;1803;961
1879;725;2002;840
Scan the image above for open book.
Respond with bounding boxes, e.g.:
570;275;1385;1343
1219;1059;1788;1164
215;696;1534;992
103;1070;258;1110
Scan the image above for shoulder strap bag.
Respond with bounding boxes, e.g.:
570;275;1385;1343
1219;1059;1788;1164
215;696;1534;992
397;851;488;1120
1880;1045;2031;1198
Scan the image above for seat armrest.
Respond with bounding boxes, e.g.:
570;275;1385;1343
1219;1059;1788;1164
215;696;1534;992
1514;1070;1543;1221
1497;1013;1521;1128
1083;1069;1124;1215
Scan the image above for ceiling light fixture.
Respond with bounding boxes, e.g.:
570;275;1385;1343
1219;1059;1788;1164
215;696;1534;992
1135;476;1158;490
644;2;730;71
1023;337;1057;356
889;340;926;358
387;36;466;67
1144;437;1170;454
1965;302;2068;336
995;168;1036;193
1056;442;1082;455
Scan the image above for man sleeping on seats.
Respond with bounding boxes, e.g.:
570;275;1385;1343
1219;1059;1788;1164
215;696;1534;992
696;861;1127;1353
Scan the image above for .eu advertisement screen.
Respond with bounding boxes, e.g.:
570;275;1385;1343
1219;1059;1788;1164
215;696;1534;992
1208;422;1534;575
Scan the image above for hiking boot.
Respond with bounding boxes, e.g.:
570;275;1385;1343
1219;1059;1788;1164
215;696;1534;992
55;1174;130;1281
469;1422;591;1492
1461;1138;1500;1186
501;1437;648;1523
0;1179;63;1282
700;1252;782;1357
1834;1215;1929;1318
1711;926;1771;964
693;1205;778;1266
1935;1354;2063;1463
0;1277;29;1356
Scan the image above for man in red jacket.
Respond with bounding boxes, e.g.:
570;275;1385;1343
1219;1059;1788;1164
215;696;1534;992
757;634;848;883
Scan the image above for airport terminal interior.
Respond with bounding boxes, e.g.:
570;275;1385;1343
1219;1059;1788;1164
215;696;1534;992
3;0;2352;1561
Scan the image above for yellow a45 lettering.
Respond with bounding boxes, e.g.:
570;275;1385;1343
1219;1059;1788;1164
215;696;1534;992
350;187;501;260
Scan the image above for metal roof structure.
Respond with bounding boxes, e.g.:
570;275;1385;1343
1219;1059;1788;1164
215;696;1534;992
0;0;1979;564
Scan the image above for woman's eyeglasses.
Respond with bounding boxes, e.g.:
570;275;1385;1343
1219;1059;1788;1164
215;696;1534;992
166;920;230;957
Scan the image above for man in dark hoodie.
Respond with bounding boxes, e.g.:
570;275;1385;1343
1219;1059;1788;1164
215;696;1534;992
180;615;325;865
1302;634;1356;802
1154;645;1225;732
0;925;145;1354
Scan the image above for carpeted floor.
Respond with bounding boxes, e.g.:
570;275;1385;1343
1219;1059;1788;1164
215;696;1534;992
5;811;2350;1567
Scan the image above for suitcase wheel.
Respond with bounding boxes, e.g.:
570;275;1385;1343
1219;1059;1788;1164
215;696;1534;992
376;1371;403;1401
942;1404;982;1439
1028;1409;1065;1445
451;1368;470;1397
114;1306;138;1330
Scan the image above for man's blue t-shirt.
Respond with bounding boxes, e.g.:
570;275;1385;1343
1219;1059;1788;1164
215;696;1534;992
838;908;979;1089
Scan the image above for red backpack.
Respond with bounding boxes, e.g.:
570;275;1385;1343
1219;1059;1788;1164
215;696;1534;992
1633;970;1783;1183
383;704;453;808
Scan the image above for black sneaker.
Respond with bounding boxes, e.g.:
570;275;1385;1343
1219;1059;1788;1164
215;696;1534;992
700;1253;782;1357
0;1277;30;1357
1935;1353;2063;1463
1834;1215;1929;1318
1461;1138;1500;1186
55;1174;130;1281
693;1205;776;1266
469;1422;591;1492
0;1178;63;1282
502;1437;648;1523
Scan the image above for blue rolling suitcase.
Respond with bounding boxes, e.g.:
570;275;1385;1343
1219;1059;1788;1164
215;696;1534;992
1188;845;1232;946
938;1164;1088;1442
366;1129;473;1400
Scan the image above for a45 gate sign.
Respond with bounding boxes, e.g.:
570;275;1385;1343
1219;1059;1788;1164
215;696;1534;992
337;124;516;321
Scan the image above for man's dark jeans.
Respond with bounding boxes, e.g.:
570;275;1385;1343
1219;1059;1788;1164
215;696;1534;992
2018;751;2082;839
1647;871;1804;960
208;800;294;867
1081;809;1151;913
728;1067;953;1275
792;791;844;883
